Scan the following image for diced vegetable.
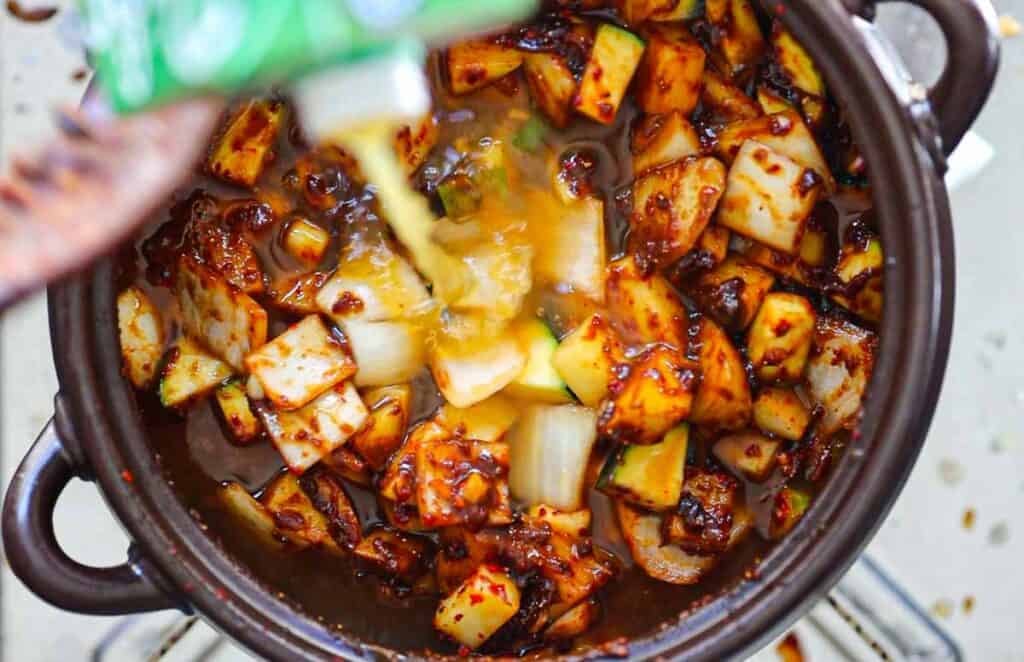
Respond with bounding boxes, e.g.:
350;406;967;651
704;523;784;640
207;99;285;187
451;242;533;320
395;113;439;175
509;404;599;511
430;329;526;409
717;140;822;254
632;111;702;176
526;504;593;538
217;482;281;548
291;146;359;211
747;293;816;383
770;486;811;539
832;236;884;322
598;424;689;510
772;25;825;98
505;318;573;404
316;242;432;325
651;0;705;21
701;69;762;122
447;40;524;95
631;157;727;270
552;313;626;407
355;527;434;582
733;228;827;286
617;0;659;23
757;85;792;115
575;24;646;124
534;198;607;302
261;473;342;554
215;380;261;443
524;53;578;128
416;437;512;528
690;317;753;430
176;255;268;371
614;501;714;585
662;468;739;554
380;420;450;504
299;469;363;550
268;273;327;315
188;214;266;295
805;316;876;435
606;256;688;348
117;286;164;388
691;255;775;332
282;218;329;265
636;25;706;115
599;345;699;444
512;114;549;152
321;446;373;487
434;565;521;649
546;599;599;641
258;381;369;475
696;224;731;265
351;385;412;470
714;111;835;192
438;394;520;442
159;337;232;409
753;387;810;440
245;315;356;411
341;320;427;388
542;532;615;611
706;0;766;73
435;527;502;594
713;432;781;481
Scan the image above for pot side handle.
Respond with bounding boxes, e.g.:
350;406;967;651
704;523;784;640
885;0;1000;156
2;418;180;615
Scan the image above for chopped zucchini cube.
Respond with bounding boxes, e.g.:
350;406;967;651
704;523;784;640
351;385;411;471
434;565;521;649
524;53;578;128
632;111;702;176
690;317;753;430
176;255;268;371
552;313;626;407
718;140;822;255
542;532;615;610
505;318;573;404
258;381;369;475
215;380;261;443
415;437;512;528
616;0;659;23
700;68;763;122
662;468;739;554
206;98;285;187
545;599;599;641
281;218;329;265
395;112;439;175
245;315;356;411
651;0;705;21
691;255;776;331
706;0;766;73
747;293;816;383
713;431;781;481
757;85;793;115
355;527;434;582
606;256;689;349
598;424;689;511
438;394;520;442
509;404;599;511
637;25;706;115
772;24;825;98
447;40;524;95
770;486;811;539
534;198;607;303
526;504;593;538
575;24;646;125
805;316;876;435
159;337;232;409
598;344;699;444
340;320;427;388
630;157;727;270
217;482;281;548
832;236;884;322
430;329;526;409
299;469;363;550
715;111;835;192
753;386;810;441
117;286;164;389
261;473;342;554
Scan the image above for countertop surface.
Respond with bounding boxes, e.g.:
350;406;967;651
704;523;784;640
0;2;1021;660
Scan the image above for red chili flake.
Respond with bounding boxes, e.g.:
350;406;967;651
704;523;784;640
469;593;484;605
120;469;134;483
458;645;471;657
214;586;228;601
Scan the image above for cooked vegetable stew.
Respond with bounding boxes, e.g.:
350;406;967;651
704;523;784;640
118;0;880;655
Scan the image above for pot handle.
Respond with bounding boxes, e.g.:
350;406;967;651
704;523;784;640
884;0;1000;156
2;418;181;615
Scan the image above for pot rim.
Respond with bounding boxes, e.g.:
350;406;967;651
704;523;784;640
46;1;956;659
